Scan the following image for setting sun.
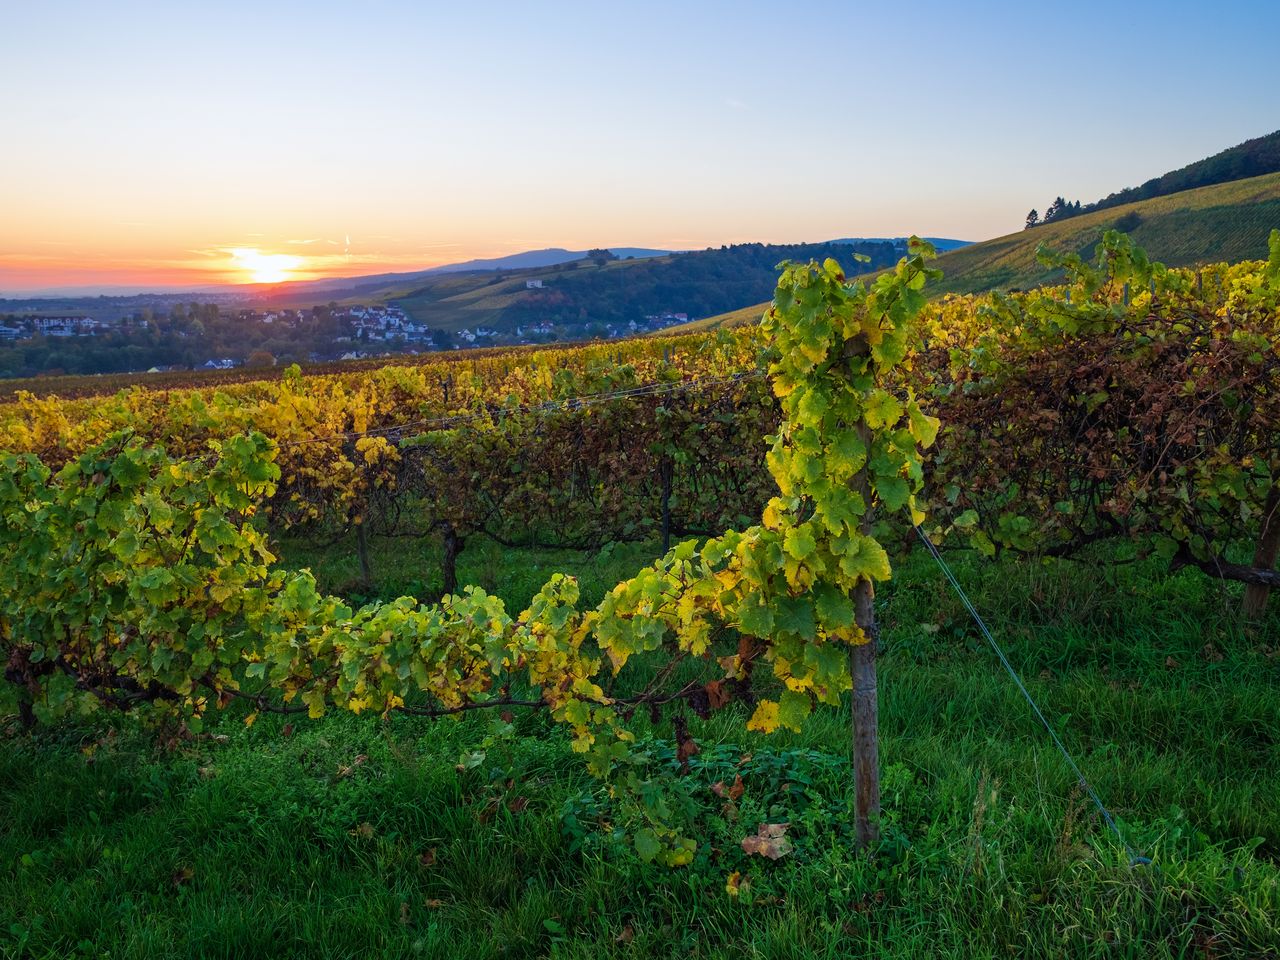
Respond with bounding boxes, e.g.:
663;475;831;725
230;247;303;284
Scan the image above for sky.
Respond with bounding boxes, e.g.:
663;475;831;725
2;0;1277;295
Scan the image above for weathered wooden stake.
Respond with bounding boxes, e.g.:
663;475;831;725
851;578;880;847
848;348;880;847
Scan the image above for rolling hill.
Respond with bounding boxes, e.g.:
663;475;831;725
246;247;672;304
677;170;1280;332
382;240;933;336
927;170;1280;295
1045;128;1280;221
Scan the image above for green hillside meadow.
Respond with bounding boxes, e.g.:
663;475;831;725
679;171;1280;332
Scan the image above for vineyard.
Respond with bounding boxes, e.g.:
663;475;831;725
3;234;1280;957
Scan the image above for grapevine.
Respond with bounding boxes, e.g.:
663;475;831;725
0;242;943;860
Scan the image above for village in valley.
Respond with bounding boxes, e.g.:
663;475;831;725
0;298;695;374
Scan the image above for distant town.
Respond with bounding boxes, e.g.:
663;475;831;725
0;299;695;377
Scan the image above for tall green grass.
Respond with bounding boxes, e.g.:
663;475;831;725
2;535;1278;959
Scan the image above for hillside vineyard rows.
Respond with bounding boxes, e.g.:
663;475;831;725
3;232;1280;860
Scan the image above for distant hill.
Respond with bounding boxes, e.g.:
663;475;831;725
676;171;1280;332
254;247;671;302
425;247;671;275
388;241;914;335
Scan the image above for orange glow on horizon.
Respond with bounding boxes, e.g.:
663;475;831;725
0;242;482;294
229;248;304;285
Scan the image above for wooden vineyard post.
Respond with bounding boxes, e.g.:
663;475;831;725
851;416;880;847
852;579;880;846
839;322;881;848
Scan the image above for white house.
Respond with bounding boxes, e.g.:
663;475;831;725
525;279;544;289
32;315;95;337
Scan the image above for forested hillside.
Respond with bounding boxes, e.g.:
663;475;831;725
391;240;910;333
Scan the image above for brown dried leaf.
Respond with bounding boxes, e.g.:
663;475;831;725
713;774;745;801
705;679;731;710
728;774;744;801
741;822;792;860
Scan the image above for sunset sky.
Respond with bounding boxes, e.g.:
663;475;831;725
2;0;1277;295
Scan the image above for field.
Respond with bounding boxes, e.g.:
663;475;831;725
919;171;1280;296
675;171;1280;333
4;534;1279;959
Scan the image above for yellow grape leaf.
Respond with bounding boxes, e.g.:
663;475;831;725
908;402;940;448
863;389;904;430
746;700;780;734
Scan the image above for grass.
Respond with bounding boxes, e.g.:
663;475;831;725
3;533;1280;959
674;171;1280;334
919;172;1280;296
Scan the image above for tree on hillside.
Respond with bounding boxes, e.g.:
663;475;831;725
586;248;618;267
1025;209;1039;229
1042;197;1083;224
